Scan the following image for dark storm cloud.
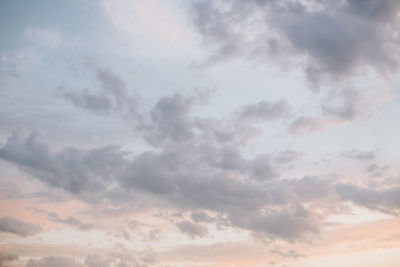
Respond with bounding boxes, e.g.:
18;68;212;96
341;149;375;160
190;0;400;83
0;216;42;237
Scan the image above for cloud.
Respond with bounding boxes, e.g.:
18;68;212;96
0;128;127;202
336;183;400;215
23;28;62;50
288;114;350;135
26;256;83;267
32;208;93;231
0;253;19;267
190;0;400;83
270;249;305;259
24;254;150;267
236;204;321;241
286;176;334;202
84;253;153;267
236;100;290;122
145;93;196;144
190;211;216;223
341;149;375;160
177;220;209;238
366;163;389;177
345;0;400;22
84;254;114;267
62;63;138;116
321;87;361;120
0;121;326;242
271;150;304;165
0;216;42;237
0;88;337;242
288;83;387;135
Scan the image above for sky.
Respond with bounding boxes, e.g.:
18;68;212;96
0;0;400;266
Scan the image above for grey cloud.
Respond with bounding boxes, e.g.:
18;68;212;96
177;220;209;238
190;0;244;67
26;256;83;267
321;88;360;120
88;253;152;267
121;151;177;195
0;179;21;199
288;86;369;135
146;229;162;242
0;126;322;241
121;146;319;241
366;163;389;178
63;89;113;113
271;150;304;165
272;6;392;76
0;253;19;267
127;220;140;230
32;208;93;231
345;0;400;22
145;94;195;144
286;176;334;202
115;141;316;239
270;249;305;259
62;64;138;116
0;128;127;201
237;100;290;122
341;149;375;160
288;116;321;134
336;183;400;214
0;216;42;237
0;87;325;243
250;155;280;181
25;254;148;267
190;211;215;223
135;91;258;146
55;216;93;231
84;254;114;267
236;204;320;241
141;253;156;266
190;0;400;83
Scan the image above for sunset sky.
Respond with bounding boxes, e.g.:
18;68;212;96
1;0;400;266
